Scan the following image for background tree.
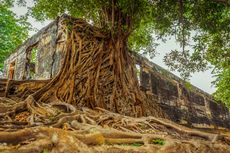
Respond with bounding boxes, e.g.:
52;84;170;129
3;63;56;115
0;1;30;69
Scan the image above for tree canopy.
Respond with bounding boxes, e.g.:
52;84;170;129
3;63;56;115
2;0;230;105
0;1;30;68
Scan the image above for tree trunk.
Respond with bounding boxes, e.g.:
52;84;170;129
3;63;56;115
29;0;165;117
29;17;165;117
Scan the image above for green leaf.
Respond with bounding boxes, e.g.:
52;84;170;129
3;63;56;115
0;3;30;68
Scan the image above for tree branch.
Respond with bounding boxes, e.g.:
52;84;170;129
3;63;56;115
212;0;230;5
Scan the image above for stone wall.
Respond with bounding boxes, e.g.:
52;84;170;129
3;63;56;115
132;52;230;129
3;15;230;129
3;17;66;80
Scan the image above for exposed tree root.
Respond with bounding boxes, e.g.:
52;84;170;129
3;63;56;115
0;95;229;152
0;18;229;152
0;96;228;141
24;18;164;118
0;106;230;152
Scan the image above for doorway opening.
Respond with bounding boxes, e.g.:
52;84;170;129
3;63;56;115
8;61;15;80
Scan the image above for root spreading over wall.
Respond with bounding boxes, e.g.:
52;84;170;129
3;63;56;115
0;18;229;152
28;18;165;117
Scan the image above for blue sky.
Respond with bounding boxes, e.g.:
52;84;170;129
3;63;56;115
11;0;216;94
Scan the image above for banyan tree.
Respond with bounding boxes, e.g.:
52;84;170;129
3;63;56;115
0;0;229;152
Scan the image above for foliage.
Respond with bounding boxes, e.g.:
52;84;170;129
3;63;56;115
0;1;30;69
204;28;230;106
151;138;165;145
42;148;47;153
184;81;194;92
7;0;230;105
213;68;230;106
31;48;37;63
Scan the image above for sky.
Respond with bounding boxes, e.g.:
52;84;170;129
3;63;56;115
10;0;216;94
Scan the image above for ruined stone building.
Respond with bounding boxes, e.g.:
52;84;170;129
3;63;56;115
2;15;230;129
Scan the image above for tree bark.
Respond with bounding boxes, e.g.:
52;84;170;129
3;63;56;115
27;13;165;117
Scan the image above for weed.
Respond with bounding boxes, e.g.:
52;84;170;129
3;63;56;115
151;138;165;145
42;148;47;153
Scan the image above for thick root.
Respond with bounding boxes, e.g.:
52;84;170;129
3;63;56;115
0;18;229;153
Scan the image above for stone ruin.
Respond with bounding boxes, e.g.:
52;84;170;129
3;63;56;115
2;15;230;129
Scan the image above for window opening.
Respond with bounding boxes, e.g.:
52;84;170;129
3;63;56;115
135;64;141;85
24;45;38;80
